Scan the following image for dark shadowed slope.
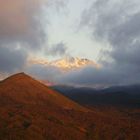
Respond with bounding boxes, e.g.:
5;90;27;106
53;85;140;107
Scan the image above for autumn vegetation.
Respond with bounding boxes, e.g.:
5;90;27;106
0;73;139;140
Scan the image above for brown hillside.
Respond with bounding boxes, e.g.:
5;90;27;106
0;73;87;112
0;73;140;140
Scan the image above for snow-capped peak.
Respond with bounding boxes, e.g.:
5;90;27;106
49;57;99;70
29;57;100;70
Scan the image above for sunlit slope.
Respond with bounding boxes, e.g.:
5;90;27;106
0;73;88;112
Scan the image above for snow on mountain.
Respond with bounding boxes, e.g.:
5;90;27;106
29;57;100;70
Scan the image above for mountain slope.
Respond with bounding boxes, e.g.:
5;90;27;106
53;85;140;107
0;73;87;111
0;73;140;140
0;73;90;140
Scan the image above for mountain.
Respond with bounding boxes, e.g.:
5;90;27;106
49;57;100;70
0;73;87;111
101;85;140;95
53;85;140;107
52;85;100;104
0;73;89;140
30;57;100;70
0;73;140;140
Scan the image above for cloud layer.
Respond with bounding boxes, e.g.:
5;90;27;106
46;42;69;56
0;0;46;49
0;0;47;74
73;0;140;86
1;0;140;87
28;0;140;87
0;46;27;73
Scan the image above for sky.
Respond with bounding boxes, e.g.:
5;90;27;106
0;0;140;87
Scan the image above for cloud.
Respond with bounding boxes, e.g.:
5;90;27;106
46;42;69;56
1;0;140;87
75;0;140;86
0;46;27;73
27;62;139;87
26;64;63;83
0;0;77;84
0;0;47;49
46;0;68;12
21;0;140;87
0;0;48;75
58;65;140;87
0;0;68;75
25;62;122;87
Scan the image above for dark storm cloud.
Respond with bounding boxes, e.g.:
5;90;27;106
46;42;69;56
26;64;63;82
0;46;27;73
59;66;122;87
26;63;139;87
58;64;140;87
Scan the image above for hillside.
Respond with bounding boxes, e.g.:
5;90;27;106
53;85;140;107
0;73;140;140
0;73;87;111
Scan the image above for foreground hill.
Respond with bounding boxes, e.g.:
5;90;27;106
0;73;87;112
0;73;140;140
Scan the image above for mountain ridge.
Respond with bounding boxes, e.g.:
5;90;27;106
0;72;88;112
30;57;100;70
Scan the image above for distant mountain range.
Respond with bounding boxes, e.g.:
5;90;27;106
52;85;140;107
30;57;100;70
